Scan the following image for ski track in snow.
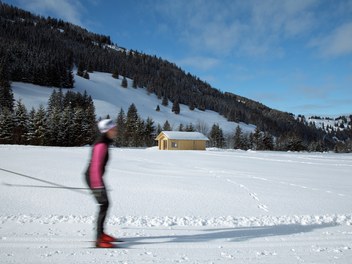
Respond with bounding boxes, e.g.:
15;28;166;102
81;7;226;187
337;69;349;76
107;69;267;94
194;167;270;213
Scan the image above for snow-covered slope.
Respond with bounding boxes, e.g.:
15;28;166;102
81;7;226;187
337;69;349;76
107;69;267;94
11;71;255;135
308;116;352;133
0;145;351;263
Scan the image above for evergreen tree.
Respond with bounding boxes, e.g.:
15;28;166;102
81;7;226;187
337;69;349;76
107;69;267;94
115;108;126;147
133;117;145;147
132;79;137;89
163;120;171;131
121;77;128;88
234;125;245;149
185;123;195;132
144;117;156;147
26;108;36;145
72;107;85;146
189;101;195;111
262;132;274;150
77;61;85;77
83;102;97;145
125;103;139;146
112;67;119;79
252;127;263;150
13;99;28;144
62;69;75;88
46;105;61;146
0;58;14;113
59;106;74;146
48;89;64;113
33;105;47;145
0;107;14;144
162;95;168;107
83;70;90;80
172;100;180;114
209;124;225;148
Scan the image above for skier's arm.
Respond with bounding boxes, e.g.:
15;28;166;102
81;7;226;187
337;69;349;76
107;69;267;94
89;143;107;189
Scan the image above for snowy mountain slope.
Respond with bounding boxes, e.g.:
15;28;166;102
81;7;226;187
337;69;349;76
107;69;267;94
11;71;255;135
0;145;351;263
308;116;352;133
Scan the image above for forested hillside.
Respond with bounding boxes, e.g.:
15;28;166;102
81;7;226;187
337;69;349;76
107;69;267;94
0;2;351;152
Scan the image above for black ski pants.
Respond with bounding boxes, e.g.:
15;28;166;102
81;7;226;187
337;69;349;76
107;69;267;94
92;188;109;240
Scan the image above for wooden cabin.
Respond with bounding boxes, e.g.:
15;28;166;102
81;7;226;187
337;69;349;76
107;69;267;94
155;131;209;150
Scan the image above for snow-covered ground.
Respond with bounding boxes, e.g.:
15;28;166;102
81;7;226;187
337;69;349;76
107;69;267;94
0;145;351;263
11;71;255;135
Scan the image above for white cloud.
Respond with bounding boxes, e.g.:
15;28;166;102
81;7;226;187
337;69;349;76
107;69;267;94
177;56;220;71
152;0;318;58
309;22;352;58
17;0;85;26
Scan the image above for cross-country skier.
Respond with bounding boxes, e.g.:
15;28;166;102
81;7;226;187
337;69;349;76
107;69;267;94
85;119;118;248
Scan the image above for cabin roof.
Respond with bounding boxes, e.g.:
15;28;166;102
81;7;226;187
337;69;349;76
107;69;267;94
156;131;209;141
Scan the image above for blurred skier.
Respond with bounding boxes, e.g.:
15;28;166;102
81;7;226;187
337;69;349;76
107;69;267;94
85;119;118;248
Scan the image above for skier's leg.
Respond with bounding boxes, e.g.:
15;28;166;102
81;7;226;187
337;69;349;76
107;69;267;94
93;188;109;240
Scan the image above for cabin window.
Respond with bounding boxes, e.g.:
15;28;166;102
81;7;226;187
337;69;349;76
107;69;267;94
171;142;178;148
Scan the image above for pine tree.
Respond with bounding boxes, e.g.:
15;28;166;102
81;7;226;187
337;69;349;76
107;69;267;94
163;120;171;131
133;117;145;147
13;99;28;144
172;100;180;114
77;61;85;77
26;108;36;145
252;127;262;150
132;79;137;89
0;58;14;113
115;108;126;147
162;95;168;107
72;107;85;146
121;77;128;88
209;124;225;148
234;125;243;149
83;70;90;79
189;101;195;111
185;123;195;132
112;67;119;79
83;103;97;145
33;105;47;145
59;106;74;146
144;117;156;147
125;103;139;146
63;69;75;88
262;132;274;150
46;105;61;146
0;107;14;144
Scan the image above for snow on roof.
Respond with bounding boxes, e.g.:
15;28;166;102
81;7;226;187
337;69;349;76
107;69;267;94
159;131;209;141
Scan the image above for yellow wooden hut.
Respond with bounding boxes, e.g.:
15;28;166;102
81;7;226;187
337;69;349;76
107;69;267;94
155;131;209;150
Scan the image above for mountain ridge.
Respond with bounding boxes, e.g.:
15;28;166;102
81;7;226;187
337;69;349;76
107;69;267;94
1;1;351;151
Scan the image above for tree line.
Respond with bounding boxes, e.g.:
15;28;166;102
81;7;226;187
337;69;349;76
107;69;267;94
1;2;351;152
0;2;328;147
0;88;97;146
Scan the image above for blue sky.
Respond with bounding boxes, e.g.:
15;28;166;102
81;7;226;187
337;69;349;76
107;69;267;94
6;0;352;116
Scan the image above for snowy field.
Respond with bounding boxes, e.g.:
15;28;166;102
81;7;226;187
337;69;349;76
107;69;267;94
0;145;352;263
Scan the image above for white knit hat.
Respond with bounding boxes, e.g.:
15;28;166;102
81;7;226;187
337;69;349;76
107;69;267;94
98;119;116;133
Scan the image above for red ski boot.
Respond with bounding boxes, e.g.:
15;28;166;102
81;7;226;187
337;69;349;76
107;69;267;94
96;233;116;248
101;233;117;243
